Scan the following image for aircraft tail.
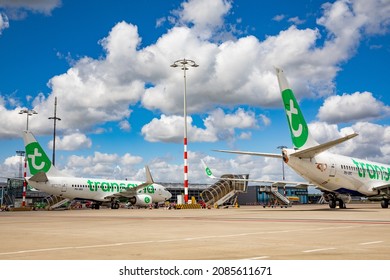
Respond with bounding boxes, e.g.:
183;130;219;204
275;68;319;149
22;131;64;177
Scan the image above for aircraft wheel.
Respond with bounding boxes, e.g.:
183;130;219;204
329;199;336;209
338;199;346;209
381;199;389;209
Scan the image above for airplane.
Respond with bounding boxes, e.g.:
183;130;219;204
22;130;172;209
214;67;390;209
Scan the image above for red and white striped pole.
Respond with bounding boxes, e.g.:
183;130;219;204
171;59;198;204
16;150;26;207
18;108;37;207
184;137;189;202
22;157;27;207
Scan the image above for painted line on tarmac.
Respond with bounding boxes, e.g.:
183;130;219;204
359;241;384;245
246;256;270;260
302;248;336;253
0;225;360;257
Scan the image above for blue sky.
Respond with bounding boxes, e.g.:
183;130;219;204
0;0;389;185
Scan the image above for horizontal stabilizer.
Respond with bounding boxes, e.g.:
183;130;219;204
213;150;282;159
202;159;313;187
291;133;358;158
29;172;48;183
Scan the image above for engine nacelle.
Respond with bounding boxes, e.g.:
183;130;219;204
337;194;351;204
128;194;153;206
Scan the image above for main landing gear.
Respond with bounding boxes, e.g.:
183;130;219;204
91;202;101;209
328;198;346;209
381;199;389;209
325;193;350;209
110;201;120;209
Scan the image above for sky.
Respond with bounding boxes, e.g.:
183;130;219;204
0;0;389;186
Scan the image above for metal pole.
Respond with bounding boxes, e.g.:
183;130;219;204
1;184;3;206
171;58;198;204
19;109;38;131
16;151;26;207
277;145;287;197
26;113;29;131
182;65;189;203
18;109;37;207
49;97;61;166
23;156;27;207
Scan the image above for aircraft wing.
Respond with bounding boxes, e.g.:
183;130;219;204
201;160;312;188
290;133;358;158
104;181;153;199
213;150;282;159
372;183;390;191
104;166;155;199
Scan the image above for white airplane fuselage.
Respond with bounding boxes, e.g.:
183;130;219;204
285;148;388;197
27;176;172;203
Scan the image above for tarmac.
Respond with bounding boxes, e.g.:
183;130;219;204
1;203;390;260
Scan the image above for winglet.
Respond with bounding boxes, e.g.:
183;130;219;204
145;165;154;183
201;159;217;179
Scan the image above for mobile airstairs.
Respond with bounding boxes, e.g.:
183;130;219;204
259;184;292;207
44;195;70;210
200;174;249;207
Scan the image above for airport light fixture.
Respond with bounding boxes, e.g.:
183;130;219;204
170;58;199;203
48;97;61;166
19;108;38;131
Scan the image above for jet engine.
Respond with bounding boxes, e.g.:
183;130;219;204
128;194;153;206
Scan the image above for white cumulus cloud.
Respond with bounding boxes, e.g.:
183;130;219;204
317;92;390;123
141;108;259;143
49;133;92;151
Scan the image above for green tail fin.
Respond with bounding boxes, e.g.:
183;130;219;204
275;68;318;149
22;131;62;177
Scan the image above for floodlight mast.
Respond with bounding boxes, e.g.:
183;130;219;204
48;97;61;166
19;108;38;131
170;58;199;204
18;108;37;207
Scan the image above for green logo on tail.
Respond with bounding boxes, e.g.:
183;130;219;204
25;142;51;175
205;167;213;177
282;89;308;148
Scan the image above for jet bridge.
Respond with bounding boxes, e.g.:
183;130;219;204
200;174;249;207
